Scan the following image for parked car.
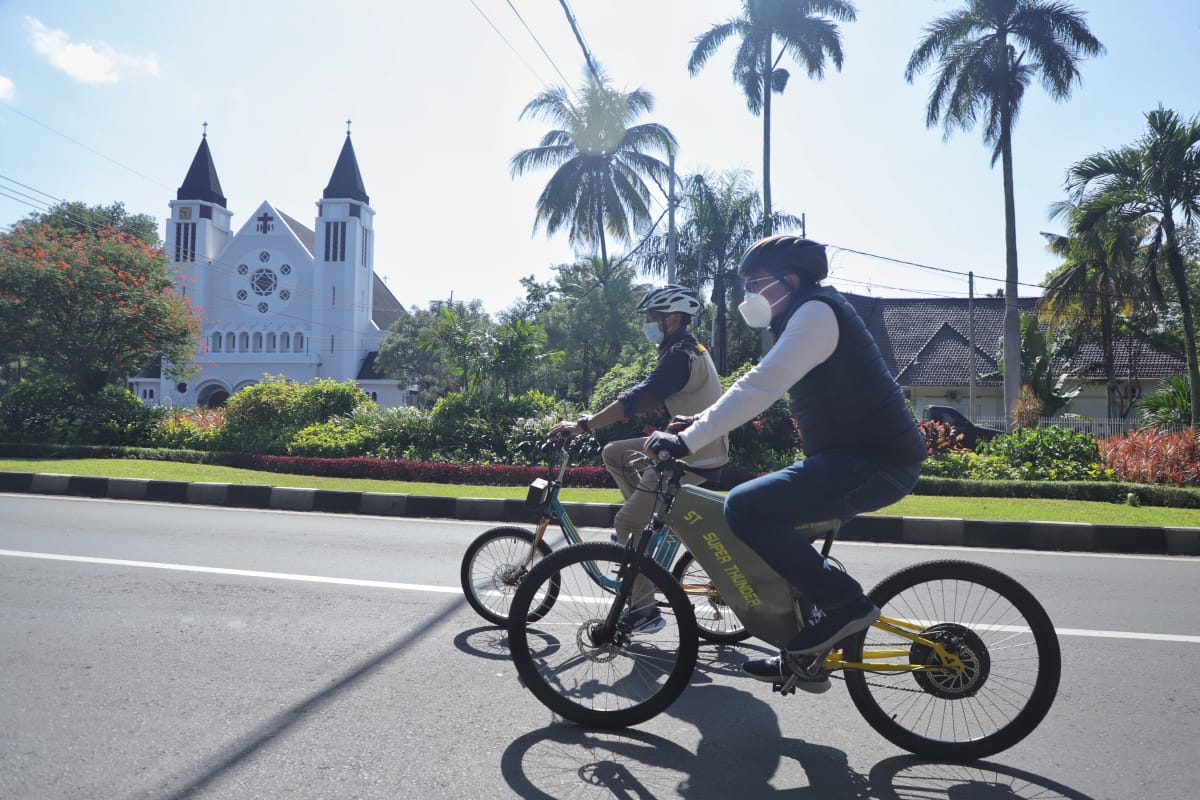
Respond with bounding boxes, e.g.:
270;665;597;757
922;405;1004;450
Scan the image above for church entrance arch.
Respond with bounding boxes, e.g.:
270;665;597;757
197;381;232;408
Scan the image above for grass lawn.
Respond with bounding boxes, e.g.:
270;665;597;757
3;457;1199;528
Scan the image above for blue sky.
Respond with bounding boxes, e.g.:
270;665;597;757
1;1;1197;316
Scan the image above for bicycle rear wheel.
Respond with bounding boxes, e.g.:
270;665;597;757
508;542;699;729
460;526;559;626
844;560;1061;761
672;552;749;643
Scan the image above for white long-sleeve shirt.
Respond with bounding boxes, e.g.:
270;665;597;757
680;299;838;455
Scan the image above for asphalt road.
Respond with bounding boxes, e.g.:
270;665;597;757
2;494;1198;800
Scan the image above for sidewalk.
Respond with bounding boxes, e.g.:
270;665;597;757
3;469;1198;556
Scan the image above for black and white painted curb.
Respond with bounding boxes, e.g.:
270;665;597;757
3;470;1197;556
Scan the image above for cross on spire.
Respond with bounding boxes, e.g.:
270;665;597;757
346;118;352;136
202;120;208;138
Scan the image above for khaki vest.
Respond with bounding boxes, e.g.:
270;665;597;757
664;343;729;469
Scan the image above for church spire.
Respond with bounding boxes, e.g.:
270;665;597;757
177;130;227;208
323;130;370;204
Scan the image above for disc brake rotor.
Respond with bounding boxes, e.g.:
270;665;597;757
909;622;991;698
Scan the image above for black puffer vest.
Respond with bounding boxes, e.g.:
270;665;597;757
770;285;927;465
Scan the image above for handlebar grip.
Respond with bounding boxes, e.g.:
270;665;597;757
655;449;672;462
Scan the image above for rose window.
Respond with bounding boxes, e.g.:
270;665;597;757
250;268;277;296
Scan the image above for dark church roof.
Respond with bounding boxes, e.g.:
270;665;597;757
277;209;315;256
372;274;406;330
323;134;370;204
177;136;227;207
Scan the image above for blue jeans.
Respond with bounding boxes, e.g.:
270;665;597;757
723;452;922;607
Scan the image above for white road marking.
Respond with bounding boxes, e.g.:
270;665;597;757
3;547;1199;644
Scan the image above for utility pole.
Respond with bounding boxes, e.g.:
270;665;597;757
667;152;677;284
968;272;977;422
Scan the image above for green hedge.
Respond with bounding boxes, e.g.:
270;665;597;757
6;442;1200;508
914;475;1200;508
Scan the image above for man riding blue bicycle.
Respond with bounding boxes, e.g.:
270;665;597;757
647;235;928;688
550;284;729;633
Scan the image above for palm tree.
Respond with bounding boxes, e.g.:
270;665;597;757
1067;107;1200;425
904;0;1103;428
638;170;800;373
687;0;857;236
1040;202;1149;419
510;68;677;275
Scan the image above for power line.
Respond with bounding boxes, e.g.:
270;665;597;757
0;103;173;190
505;0;571;87
465;0;549;86
557;0;600;83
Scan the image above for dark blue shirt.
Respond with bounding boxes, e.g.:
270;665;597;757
617;332;697;417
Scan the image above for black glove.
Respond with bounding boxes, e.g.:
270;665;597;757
646;431;689;460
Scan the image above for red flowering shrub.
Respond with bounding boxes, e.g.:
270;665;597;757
1098;428;1200;487
235;454;616;488
919;420;966;456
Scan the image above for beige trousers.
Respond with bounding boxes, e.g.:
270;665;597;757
601;437;705;607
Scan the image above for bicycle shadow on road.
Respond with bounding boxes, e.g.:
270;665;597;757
500;682;1096;799
144;594;469;800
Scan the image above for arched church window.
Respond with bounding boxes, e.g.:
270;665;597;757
211;333;222;353
267;333;276;352
294;333;304;352
225;332;235;352
281;332;291;351
239;332;249;351
253;333;263;352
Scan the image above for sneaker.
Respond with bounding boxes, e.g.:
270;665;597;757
786;595;880;655
620;604;666;634
741;653;831;693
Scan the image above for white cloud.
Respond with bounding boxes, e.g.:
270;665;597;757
0;76;14;100
26;17;159;85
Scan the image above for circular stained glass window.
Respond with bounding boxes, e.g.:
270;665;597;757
279;289;291;301
236;289;248;301
250;268;277;296
259;250;270;262
257;302;269;314
237;263;248;275
280;264;291;275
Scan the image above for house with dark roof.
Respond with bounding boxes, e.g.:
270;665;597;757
128;130;412;407
844;294;1185;421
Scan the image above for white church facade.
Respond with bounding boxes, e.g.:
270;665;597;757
129;131;410;408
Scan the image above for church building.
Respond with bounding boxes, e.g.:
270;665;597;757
129;130;409;407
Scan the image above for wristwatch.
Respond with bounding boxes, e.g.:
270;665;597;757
577;416;591;432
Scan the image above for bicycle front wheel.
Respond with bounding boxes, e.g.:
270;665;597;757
844;560;1061;761
508;542;699;729
460;526;558;626
672;552;749;643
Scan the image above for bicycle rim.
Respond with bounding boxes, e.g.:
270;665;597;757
672;553;749;643
508;543;699;729
844;560;1061;760
461;527;558;626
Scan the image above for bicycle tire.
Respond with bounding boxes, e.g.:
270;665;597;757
508;542;699;729
844;559;1061;761
460;526;559;626
672;552;750;643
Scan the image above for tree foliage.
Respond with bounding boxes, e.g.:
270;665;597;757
688;0;857;233
0;213;201;393
905;0;1103;425
1067;107;1200;425
510;66;677;271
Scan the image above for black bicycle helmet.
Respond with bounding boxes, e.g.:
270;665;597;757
636;284;702;317
737;235;828;282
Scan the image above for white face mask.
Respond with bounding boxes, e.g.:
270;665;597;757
643;321;665;345
737;280;784;328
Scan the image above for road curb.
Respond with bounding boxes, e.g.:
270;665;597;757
3;470;1198;556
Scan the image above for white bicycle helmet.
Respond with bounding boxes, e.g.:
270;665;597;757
636;284;701;317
